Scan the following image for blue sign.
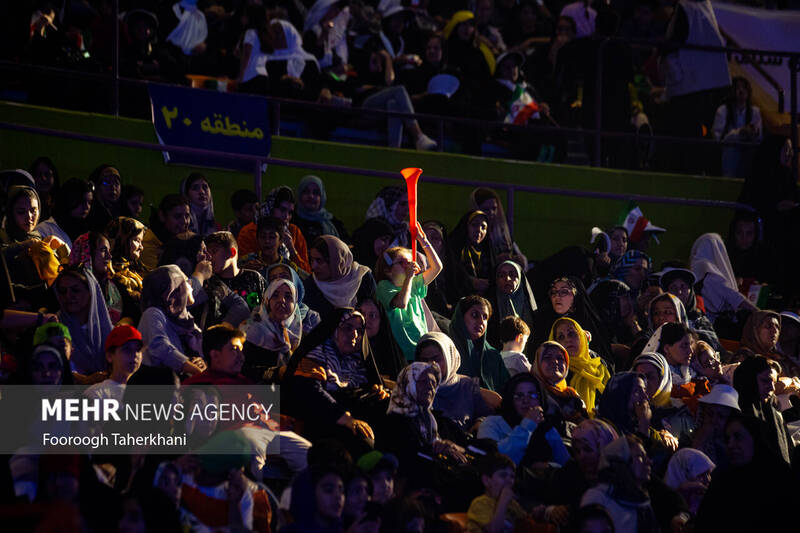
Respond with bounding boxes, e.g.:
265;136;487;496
148;83;271;172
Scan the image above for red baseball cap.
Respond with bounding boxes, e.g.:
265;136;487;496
105;324;143;352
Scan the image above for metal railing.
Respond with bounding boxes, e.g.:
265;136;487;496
2;4;798;175
0;120;756;237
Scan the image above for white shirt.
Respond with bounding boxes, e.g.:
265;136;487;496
84;379;127;402
712;104;762;142
242;29;269;82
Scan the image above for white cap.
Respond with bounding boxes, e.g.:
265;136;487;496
698;384;741;411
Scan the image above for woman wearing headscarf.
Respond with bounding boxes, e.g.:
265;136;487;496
664;448;714;516
414;331;493;431
690;233;757;324
632;351;694;442
443;11;494;103
305;235;375;316
597;372;678;456
105;217;146;314
590;279;642;346
68;232;124;324
377;361;468;468
478;373;570;465
695;414;798;532
358;296;406;380
142;194;191;271
416;220;471;318
235;185;311;271
737;310;799;376
530;340;586;422
138;265;206;377
610;249;651;298
534;276;613;365
53;265;113;375
469;188;527;270
294;175;349;244
659;266;720;350
580;435;659;533
35;177;93;251
732;355;793;466
283;308;384;450
486;260;537;349
303;0;350;72
641;322;696;386
547;318;610;414
180;173;217;237
351;217;394;275
449;296;509;393
364;186;410;247
267;263;321;333
240;278;304;381
448;210;493;294
1;186;53;309
265;20;322;100
548;419;619;511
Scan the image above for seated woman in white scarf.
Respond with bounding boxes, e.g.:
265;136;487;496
265;19;321;100
241;277;304;381
304;235;376;316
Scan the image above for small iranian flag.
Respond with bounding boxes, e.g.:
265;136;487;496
504;84;540;125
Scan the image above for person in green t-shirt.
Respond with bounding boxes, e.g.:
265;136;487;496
375;222;443;360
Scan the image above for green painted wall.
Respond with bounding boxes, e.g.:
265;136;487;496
0;100;744;268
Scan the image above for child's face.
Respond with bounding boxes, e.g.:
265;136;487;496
208;244;233;273
315;473;345;522
127;194;143;219
388;251;413;286
236;202;256;225
211;337;245;375
467;216;488;245
370;470;394;504
31;352;62;385
483;467;514;499
258;230;280;257
107;340;143;378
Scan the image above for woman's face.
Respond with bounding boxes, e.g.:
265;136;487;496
359;299;381;338
70;192;93;219
512;380;541;418
31;352;62;385
167;276;194;315
467;215;488;245
572;434;601;478
539;345;567;384
415;368;438;406
127;194;144;219
463;303;489;340
456;20;475;41
417;342;447;377
345;477;370;518
554;322;580;358
93;235;112;278
726;420;755;466
549;281;574;315
129;229;144;261
618;294;633;319
425;228;444;256
268;283;295;322
651;299;678;328
98;168;121;205
163;204;191;236
666;278;691;307
56;275;91;317
392;199;409;223
13;195;39;234
187;179;210;209
268;265;292;283
757;317;780;351
334;316;364;354
695;347;721;379
425;36;443;64
610;229;627;257
663;334;692;366
310;248;332;281
33;162;55;193
258;229;280;257
373;235;392;259
627;376;649;413
733;220;756;251
625;258;649;290
496;263;520;295
634;362;661;399
315;473;345;523
629;441;652;485
756;368;777;402
703;403;733;432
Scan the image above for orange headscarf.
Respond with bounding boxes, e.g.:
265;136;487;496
533;341;581;400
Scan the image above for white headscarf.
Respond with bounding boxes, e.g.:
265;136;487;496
642;324;693;385
664;448;715;490
314;235;370;308
166;0;208;55
266;19;319;79
242;278;303;356
690;233;741;316
303;0;350;68
418;331;461;388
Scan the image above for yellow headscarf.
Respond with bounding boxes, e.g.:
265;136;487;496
442;10;496;76
548;317;610;412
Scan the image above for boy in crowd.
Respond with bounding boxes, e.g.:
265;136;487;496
84;325;143;401
227;189;258;240
499;316;531;376
205;231;267;310
467;453;528;532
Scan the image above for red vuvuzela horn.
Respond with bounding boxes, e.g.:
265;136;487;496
401;167;422;259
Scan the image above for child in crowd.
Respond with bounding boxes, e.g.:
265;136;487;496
205;231;267;311
84;324;143;401
375;222;443;360
499;316;531;376
227;189;258;239
467;453;528;532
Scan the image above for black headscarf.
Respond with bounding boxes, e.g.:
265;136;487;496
51;178;94;241
358;296;407;380
499;372;549;428
351;217;394;271
3;186;41;243
448;210;494;281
